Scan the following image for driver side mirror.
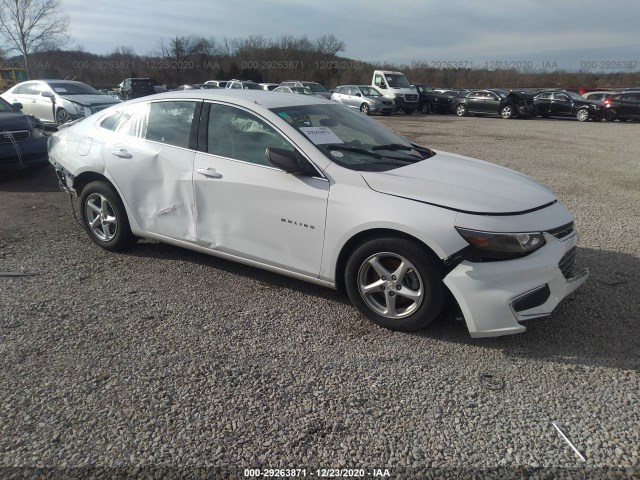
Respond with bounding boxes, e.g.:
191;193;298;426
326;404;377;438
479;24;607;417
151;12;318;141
266;148;309;175
355;93;361;97
40;91;53;98
12;102;23;110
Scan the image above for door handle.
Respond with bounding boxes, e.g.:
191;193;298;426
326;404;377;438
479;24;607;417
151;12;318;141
196;167;223;179
112;149;132;158
31;99;37;103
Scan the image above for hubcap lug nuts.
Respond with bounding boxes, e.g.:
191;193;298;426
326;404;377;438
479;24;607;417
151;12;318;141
392;275;396;280
389;292;395;297
380;286;385;290
381;276;387;281
396;285;402;290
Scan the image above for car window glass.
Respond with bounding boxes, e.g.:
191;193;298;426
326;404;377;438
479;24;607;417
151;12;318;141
100;102;149;137
487;93;498;100
145;101;197;148
554;93;569;101
207;103;294;166
538;92;552;100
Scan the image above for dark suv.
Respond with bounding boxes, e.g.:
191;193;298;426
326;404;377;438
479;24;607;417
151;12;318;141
412;84;451;114
603;91;640;121
119;78;155;100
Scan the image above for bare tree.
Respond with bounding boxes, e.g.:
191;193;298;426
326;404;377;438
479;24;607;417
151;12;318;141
0;0;70;76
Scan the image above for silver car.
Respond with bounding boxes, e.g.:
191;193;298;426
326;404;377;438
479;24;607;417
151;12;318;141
1;80;121;126
331;85;395;115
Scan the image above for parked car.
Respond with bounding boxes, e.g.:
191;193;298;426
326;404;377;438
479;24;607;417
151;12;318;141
48;90;588;338
533;90;603;121
0;96;48;167
582;91;616;102
204;80;229;88
119;78;155;100
259;83;279;91
273;86;316;95
1;80;121;126
225;80;262;90
330;85;394;115
412;84;451;114
602;90;640;121
280;81;331;99
452;89;536;119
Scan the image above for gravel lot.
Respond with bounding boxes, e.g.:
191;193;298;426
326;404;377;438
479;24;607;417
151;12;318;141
1;115;638;479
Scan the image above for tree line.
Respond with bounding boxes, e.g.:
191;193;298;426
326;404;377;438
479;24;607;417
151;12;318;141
1;0;639;90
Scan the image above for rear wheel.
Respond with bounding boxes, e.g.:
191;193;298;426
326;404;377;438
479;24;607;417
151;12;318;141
604;109;618;121
456;104;467;117
360;103;370;115
576;108;589;122
345;238;444;332
79;181;135;251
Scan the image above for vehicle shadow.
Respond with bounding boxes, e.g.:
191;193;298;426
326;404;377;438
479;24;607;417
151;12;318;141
0;164;59;193
123;242;639;371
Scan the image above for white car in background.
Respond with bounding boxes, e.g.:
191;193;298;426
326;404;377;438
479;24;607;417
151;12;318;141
48;90;588;337
2;79;121;125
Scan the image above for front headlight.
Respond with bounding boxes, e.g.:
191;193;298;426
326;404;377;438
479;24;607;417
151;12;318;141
32;126;45;138
455;227;546;260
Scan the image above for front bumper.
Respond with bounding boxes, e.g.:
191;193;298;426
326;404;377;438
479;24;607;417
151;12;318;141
0;136;48;167
443;230;589;337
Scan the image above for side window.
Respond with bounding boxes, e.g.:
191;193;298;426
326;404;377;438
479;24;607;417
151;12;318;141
100;103;150;137
374;75;383;87
538;92;552;100
554;93;569;102
146;101;197;148
207;103;294;166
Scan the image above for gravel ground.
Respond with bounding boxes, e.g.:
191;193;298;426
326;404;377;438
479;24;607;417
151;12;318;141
1;114;639;479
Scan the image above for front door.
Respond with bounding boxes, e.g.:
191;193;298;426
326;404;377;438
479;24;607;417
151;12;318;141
193;102;329;278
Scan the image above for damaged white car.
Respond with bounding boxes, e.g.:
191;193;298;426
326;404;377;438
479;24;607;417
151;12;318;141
48;90;588;337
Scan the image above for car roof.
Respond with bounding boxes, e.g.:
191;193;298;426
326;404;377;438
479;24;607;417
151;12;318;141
131;89;329;109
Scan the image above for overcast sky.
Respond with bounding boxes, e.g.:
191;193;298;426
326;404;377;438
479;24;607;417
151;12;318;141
64;0;640;71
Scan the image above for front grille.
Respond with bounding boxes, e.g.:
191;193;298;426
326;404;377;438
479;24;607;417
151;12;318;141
558;247;577;279
0;130;30;143
404;94;418;102
382;100;393;105
548;222;575;240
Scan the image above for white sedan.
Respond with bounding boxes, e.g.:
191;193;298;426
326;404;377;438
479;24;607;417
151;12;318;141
48;90;588;337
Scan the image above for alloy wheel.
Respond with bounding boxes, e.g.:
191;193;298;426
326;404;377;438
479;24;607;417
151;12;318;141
85;193;118;241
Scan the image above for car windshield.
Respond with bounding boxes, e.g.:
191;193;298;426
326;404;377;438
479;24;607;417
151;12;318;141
417;85;434;93
359;86;382;97
47;82;101;95
565;91;586;101
385;74;411;88
243;82;262;90
270;103;434;172
306;83;328;93
493;90;509;98
0;97;17;112
291;87;315;95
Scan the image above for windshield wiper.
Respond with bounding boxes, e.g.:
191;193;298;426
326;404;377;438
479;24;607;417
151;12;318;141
324;144;384;158
371;143;414;151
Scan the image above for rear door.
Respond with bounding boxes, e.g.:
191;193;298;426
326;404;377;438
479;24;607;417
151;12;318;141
193;102;329;277
101;100;200;241
550;92;573;116
534;91;553;115
619;93;640;118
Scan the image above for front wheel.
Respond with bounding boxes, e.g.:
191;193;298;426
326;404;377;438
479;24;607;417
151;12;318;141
576;108;589;122
455;104;467;117
420;102;431;114
360;103;370;115
56;108;73;126
345;238;444;332
79;181;135;251
604;109;617;121
500;105;514;119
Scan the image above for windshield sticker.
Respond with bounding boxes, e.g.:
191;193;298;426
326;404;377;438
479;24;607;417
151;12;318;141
330;150;344;158
299;126;343;145
54;88;68;93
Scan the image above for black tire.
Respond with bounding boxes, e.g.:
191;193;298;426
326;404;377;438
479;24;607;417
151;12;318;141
360;103;370;115
576;108;589;122
420;102;431;114
455;104;467;117
79;181;135;251
344;237;444;332
56;108;73;126
403;108;414;115
500;104;514;119
604;109;617;121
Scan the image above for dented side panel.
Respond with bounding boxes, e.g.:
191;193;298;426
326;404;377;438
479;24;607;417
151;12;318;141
104;136;197;242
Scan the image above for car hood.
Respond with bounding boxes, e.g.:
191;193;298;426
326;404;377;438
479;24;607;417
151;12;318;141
360;150;557;214
0;111;34;130
58;94;120;107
